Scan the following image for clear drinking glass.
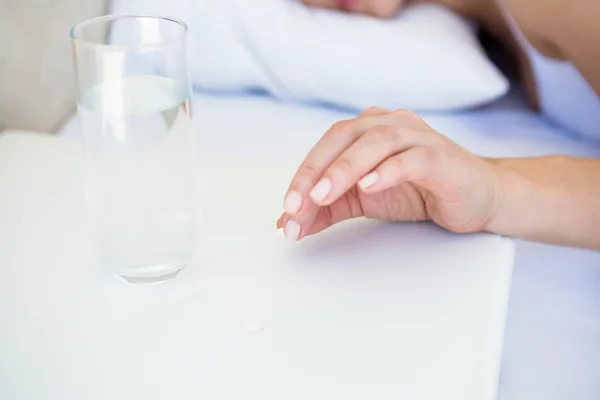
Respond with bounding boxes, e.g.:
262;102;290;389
71;15;196;284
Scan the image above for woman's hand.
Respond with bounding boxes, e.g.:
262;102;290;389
277;107;505;241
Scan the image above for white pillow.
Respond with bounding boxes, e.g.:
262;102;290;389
111;0;509;112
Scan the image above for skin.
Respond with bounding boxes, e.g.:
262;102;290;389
277;0;600;250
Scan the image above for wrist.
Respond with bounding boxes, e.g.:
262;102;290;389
481;157;538;238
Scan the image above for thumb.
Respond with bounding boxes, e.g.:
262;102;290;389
303;189;364;238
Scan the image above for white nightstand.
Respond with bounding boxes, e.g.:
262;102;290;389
0;132;515;400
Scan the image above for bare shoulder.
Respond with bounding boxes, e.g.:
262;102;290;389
501;0;564;58
502;0;600;93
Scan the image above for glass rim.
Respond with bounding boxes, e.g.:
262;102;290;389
70;14;188;50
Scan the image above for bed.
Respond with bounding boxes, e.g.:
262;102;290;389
59;86;600;398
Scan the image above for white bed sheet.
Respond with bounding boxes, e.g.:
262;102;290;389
60;91;600;400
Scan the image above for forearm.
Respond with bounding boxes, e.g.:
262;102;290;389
485;156;600;249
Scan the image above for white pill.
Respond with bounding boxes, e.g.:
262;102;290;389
243;320;265;334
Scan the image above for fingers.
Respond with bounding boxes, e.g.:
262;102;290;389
280;107;437;241
285;107;389;212
308;125;436;206
282;107;389;240
278;188;363;238
358;146;443;193
296;111;392;190
278;147;443;239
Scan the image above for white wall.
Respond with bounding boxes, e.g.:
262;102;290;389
0;0;107;133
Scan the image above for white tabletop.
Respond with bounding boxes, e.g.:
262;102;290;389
0;132;514;400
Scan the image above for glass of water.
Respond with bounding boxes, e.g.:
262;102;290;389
71;15;196;284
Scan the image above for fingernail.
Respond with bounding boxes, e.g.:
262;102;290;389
284;220;301;241
358;171;380;190
310;178;332;203
284;190;302;214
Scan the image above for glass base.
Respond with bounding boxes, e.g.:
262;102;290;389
115;265;185;285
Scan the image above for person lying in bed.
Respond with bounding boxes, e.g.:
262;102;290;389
277;0;600;249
